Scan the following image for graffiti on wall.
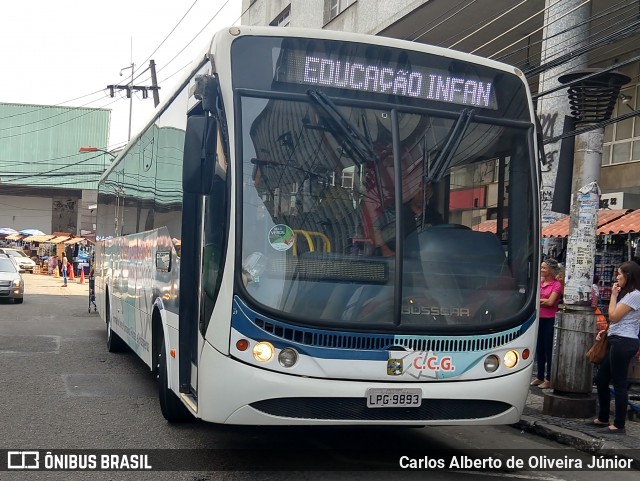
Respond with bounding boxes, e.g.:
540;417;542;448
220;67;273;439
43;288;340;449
52;198;77;234
539;112;566;227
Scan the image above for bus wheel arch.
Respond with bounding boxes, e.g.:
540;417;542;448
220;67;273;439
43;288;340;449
152;308;163;377
157;316;193;423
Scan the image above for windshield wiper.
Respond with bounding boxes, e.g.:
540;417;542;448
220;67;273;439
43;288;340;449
307;89;376;165
426;108;475;183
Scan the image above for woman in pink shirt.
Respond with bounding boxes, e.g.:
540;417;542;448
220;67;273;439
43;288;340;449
531;258;563;389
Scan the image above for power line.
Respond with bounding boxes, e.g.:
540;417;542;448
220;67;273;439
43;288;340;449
447;0;530;50
130;0;200;83
0;93;110;133
0;89;106;121
409;0;478;42
0;97;120;140
495;0;633;64
154;0;232;77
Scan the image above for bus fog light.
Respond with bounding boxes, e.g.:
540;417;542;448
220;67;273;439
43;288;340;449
503;350;519;369
278;348;298;367
253;341;274;362
484;355;499;372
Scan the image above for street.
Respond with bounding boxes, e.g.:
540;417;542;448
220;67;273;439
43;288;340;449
0;273;638;481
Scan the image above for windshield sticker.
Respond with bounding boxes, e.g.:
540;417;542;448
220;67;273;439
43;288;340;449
268;224;295;251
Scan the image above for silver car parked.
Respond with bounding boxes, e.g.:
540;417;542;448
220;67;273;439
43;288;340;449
0;255;24;304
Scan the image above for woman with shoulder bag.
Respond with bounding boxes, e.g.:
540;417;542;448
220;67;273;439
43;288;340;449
593;261;640;433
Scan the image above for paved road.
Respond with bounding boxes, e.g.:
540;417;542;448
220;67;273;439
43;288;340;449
1;274;638;480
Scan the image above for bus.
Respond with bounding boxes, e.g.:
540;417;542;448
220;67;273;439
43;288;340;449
95;26;540;425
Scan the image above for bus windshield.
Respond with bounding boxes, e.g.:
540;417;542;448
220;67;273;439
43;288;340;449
235;36;536;334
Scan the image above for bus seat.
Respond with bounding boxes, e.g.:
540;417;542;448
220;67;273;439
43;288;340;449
409;227;514;291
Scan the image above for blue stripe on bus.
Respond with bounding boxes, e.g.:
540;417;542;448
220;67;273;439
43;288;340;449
231;296;535;364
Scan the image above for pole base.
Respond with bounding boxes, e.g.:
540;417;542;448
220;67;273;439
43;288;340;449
542;391;596;418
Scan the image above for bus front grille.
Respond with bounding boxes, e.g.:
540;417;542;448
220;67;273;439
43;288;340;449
250;398;511;421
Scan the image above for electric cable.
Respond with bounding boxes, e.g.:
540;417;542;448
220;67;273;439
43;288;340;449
472;0;589;55
0;89;106;121
0;97;120;140
495;0;633;64
447;0;530;49
411;0;479;42
129;0;200;84
154;0;232;77
402;0;471;41
0;93;112;133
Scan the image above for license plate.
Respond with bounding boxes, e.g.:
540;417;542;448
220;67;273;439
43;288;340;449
366;388;422;408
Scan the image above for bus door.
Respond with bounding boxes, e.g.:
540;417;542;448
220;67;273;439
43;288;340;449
180;75;226;398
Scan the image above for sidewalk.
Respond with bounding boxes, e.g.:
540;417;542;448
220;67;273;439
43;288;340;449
517;383;640;462
23;271;89;297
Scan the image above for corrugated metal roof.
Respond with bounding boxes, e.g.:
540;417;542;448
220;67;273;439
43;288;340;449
0;102;110;190
597;209;640;234
542;209;629;238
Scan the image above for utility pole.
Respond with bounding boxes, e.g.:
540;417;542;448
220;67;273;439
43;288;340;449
106;60;161;140
149;60;160;108
538;0;590;244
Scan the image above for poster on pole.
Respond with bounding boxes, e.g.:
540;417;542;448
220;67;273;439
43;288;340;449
564;182;600;305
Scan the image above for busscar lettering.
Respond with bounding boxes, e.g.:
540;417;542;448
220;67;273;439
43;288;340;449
302;56;494;108
401;305;470;317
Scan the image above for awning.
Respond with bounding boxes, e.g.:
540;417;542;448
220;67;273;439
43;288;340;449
22;235;55;243
597;209;640;235
64;237;85;245
5;233;23;240
472;219;508;233
542;209;629;238
49;236;71;244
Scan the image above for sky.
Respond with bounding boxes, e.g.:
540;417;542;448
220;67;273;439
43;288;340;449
1;0;241;150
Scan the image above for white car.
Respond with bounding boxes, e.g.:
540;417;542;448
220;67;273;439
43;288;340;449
0;248;37;273
0;254;24;303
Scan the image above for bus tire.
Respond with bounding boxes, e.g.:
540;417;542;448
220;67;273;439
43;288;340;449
158;338;193;423
106;297;126;353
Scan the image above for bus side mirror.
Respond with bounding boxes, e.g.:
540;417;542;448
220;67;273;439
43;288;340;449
183;115;217;194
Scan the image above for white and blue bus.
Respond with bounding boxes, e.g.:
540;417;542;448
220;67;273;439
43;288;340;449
95;26;540;425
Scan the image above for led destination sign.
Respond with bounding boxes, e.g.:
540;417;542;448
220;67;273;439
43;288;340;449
285;54;498;110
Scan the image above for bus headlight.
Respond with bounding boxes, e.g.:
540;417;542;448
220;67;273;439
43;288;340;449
503;350;519;369
484;355;499;372
253;341;274;362
278;348;298;368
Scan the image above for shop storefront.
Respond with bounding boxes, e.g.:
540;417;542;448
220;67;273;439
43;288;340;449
542;209;640;302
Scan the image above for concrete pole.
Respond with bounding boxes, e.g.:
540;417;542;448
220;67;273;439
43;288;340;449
536;0;597;418
564;129;603;307
545;129;601;417
538;0;590;259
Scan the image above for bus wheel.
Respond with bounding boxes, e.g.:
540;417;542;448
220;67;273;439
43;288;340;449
158;338;193;422
106;298;126;353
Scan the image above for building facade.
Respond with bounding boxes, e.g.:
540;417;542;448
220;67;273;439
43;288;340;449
240;0;640;222
0;103;110;235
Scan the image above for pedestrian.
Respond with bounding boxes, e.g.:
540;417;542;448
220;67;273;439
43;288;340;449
531;258;563;389
592;274;601;308
593;261;640;433
556;264;565;289
61;254;68;287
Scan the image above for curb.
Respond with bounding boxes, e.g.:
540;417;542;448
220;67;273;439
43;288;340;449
516;415;602;451
515;415;640;468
